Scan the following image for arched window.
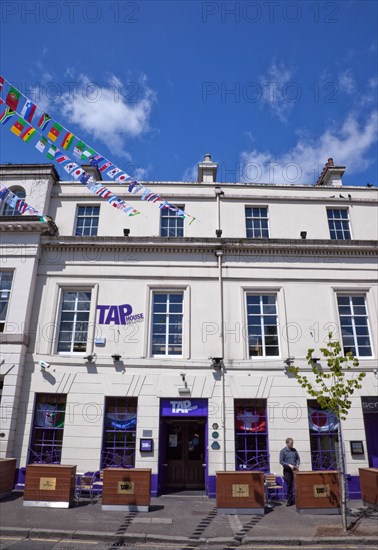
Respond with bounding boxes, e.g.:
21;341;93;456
1;187;26;216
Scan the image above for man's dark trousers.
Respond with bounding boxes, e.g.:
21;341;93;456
283;468;295;504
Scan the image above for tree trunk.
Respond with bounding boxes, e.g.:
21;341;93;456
337;425;348;531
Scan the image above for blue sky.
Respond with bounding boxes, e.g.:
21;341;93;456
0;0;377;185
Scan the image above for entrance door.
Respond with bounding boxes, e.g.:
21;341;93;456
164;419;205;489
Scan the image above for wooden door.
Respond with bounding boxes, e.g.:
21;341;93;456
164;420;205;489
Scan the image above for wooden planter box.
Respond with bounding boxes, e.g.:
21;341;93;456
294;471;340;514
216;471;265;515
359;468;378;510
102;468;151;511
23;464;76;508
0;458;17;499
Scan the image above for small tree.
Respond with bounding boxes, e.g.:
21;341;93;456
289;335;366;532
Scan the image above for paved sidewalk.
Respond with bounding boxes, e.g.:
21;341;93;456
0;491;377;546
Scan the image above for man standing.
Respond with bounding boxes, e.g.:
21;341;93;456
279;437;300;506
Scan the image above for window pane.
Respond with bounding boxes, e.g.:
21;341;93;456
152;292;183;355
247;294;279;357
337;295;372;357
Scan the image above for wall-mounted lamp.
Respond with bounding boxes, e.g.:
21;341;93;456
178;372;191;395
83;353;96;362
123;228;130;236
112;354;121;362
284;357;295;367
211;357;223;370
214;186;224;196
215;229;222;238
300;231;307;239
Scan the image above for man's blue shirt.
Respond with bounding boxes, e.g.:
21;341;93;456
279;447;300;469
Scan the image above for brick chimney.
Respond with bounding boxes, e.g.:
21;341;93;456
315;158;345;187
197;153;218;183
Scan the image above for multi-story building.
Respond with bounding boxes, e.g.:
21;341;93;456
0;155;377;498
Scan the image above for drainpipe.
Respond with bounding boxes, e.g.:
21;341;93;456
215;248;226;471
214;186;226;470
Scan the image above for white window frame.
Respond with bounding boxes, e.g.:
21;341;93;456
150;291;184;357
0;271;14;332
160;205;185;237
52;285;98;355
144;285;190;359
336;293;373;358
327;208;352;240
244;291;281;359
245;206;270;239
74;204;100;237
1;186;26;216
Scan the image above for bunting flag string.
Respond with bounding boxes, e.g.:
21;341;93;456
0;75;196;224
0;181;48;221
0;98;141;218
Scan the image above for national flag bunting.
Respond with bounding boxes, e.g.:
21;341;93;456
61;131;74;150
116;173;128;183
0;106;15;125
64;162;78;174
90;155;105;167
73;140;86;158
0;76;4;92
107;168;121;179
72;168;84;180
20;100;37;123
81;147;96;159
20;125;36;142
10;117;26;137
80;173;91;184
5;86;21;111
38;113;51;130
35;136;48;153
95;186;112;198
99;161;113;173
55;154;69;164
47;122;63;142
46;144;57;160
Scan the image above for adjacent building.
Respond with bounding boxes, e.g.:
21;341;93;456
0;156;377;498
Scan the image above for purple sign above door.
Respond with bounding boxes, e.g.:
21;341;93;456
160;398;208;417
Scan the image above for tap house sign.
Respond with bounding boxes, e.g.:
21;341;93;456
97;304;144;325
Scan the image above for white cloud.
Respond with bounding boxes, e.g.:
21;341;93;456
240;110;378;184
360;76;378;105
259;60;295;122
182;164;198;181
338;69;356;95
58;74;156;158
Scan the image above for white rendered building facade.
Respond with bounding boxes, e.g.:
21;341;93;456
0;156;377;498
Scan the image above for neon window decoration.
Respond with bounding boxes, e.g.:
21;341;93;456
28;394;66;464
308;400;338;470
101;397;137;469
235;399;269;472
